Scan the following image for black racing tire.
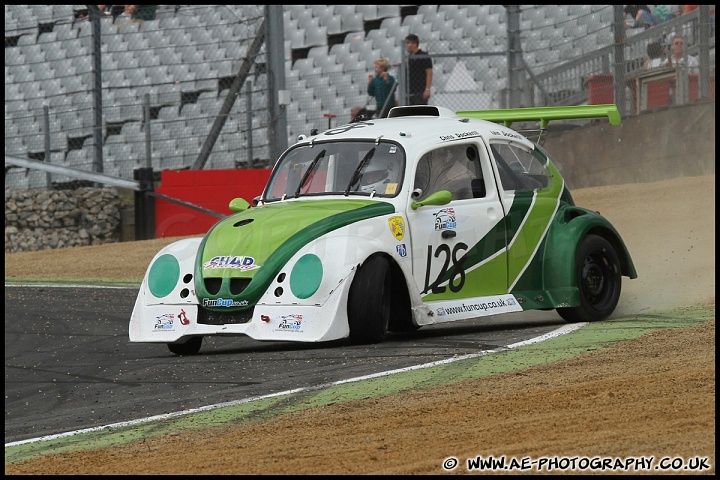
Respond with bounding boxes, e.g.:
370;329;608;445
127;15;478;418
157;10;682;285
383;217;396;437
167;336;203;355
557;234;622;323
347;256;391;345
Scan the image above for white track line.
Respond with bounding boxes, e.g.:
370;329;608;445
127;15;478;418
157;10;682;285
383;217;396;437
5;322;586;448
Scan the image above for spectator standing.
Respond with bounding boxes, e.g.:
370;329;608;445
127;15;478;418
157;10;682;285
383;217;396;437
99;5;125;23
367;57;397;118
119;4;157;29
623;5;658;29
644;41;667;70
664;34;699;72
653;5;682;22
404;34;433;105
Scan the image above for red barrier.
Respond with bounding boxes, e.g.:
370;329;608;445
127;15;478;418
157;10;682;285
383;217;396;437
642;73;715;111
155;168;272;238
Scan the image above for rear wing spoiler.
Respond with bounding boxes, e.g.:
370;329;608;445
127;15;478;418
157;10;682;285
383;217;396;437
456;104;621;128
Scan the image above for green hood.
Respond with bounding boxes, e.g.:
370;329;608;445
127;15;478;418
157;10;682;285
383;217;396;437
195;199;395;309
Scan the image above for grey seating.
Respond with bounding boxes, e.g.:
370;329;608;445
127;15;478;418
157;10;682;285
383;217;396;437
305;25;328;48
377;5;400;19
340;13;363;34
354;5;377;20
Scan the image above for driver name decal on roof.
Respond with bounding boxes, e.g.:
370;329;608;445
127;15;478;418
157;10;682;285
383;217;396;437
439;130;479;141
489;129;523;140
203;255;261;270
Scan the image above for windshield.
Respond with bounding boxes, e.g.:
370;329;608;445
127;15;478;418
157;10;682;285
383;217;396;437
264;141;405;201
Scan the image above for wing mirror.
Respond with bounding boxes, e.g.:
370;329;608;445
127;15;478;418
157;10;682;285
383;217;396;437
411;190;452;210
229;197;251;212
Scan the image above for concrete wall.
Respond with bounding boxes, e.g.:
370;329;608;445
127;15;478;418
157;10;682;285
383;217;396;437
543;100;715;189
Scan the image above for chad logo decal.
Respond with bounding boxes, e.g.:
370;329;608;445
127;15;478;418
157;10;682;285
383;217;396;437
388;216;405;240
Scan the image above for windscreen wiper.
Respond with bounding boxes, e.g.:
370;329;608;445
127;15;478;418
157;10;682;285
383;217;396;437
294;149;326;198
344;147;375;196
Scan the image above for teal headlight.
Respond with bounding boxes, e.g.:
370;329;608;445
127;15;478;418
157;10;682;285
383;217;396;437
290;254;323;299
148;254;180;298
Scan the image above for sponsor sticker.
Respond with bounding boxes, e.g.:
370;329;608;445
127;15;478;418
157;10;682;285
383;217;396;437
434;208;457;230
274;314;304;333
203;255;261;271
396;243;407;257
388;216;405;240
153;313;175;331
202;298;249;307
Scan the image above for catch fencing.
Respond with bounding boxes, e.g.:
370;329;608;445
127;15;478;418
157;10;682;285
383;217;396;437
4;5;716;191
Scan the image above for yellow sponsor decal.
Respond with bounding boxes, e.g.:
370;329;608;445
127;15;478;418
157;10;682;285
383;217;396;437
388;216;405;241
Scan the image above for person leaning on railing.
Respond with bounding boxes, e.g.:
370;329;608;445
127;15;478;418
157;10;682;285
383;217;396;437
663;34;699;73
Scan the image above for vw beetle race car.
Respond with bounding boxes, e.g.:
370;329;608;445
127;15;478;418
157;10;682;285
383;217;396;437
130;104;637;355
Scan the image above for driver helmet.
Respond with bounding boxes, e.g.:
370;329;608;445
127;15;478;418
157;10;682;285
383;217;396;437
358;162;392;193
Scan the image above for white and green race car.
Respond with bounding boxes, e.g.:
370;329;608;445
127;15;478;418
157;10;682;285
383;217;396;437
129;104;637;355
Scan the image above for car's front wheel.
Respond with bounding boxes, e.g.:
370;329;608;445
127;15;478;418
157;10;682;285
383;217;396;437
167;336;203;355
347;256;391;344
557;234;621;323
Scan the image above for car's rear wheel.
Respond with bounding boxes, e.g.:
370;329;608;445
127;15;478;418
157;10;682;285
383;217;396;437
167;336;203;355
348;256;391;344
557;234;622;323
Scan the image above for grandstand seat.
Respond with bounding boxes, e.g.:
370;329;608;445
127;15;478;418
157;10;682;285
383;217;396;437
429;10;449;32
321;13;342;35
333;5;355;17
340;13;363;34
563;23;589;40
350;37;378;58
314;53;340;72
293;58;317;76
5;169;30;190
380;17;402;32
351;5;374;20
366;27;388;45
285;4;306;21
377;39;401;65
116;53;140;70
439;24;463;42
292;8;317;28
567;5;591;16
438;5;466;26
329;42;351;58
311;5;334;21
415;5;436;17
377;5;400;19
287;28;306;49
305;25;328;48
65;148;91;169
402;13;424;30
324;62;348;86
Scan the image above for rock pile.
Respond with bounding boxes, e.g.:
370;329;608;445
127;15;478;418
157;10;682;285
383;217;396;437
5;187;124;253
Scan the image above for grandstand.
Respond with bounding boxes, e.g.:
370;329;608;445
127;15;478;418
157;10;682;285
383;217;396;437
5;5;715;190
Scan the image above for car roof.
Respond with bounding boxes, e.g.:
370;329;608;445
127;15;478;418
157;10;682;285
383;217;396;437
297;105;536;153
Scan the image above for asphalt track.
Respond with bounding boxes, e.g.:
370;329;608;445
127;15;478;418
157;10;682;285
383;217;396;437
5;284;568;445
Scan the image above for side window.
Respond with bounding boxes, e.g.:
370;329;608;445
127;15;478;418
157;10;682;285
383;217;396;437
413;144;483;201
490;143;549;192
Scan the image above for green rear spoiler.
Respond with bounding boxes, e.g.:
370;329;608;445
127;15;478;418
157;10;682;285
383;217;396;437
456;104;621;128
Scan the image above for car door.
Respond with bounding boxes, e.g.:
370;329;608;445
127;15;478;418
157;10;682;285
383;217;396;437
487;140;556;292
406;141;518;324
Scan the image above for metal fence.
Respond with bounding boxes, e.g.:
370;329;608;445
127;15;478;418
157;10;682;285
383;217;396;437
5;5;716;190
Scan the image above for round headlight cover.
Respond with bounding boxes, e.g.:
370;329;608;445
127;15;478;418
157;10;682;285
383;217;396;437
148;254;180;298
290;254;323;299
